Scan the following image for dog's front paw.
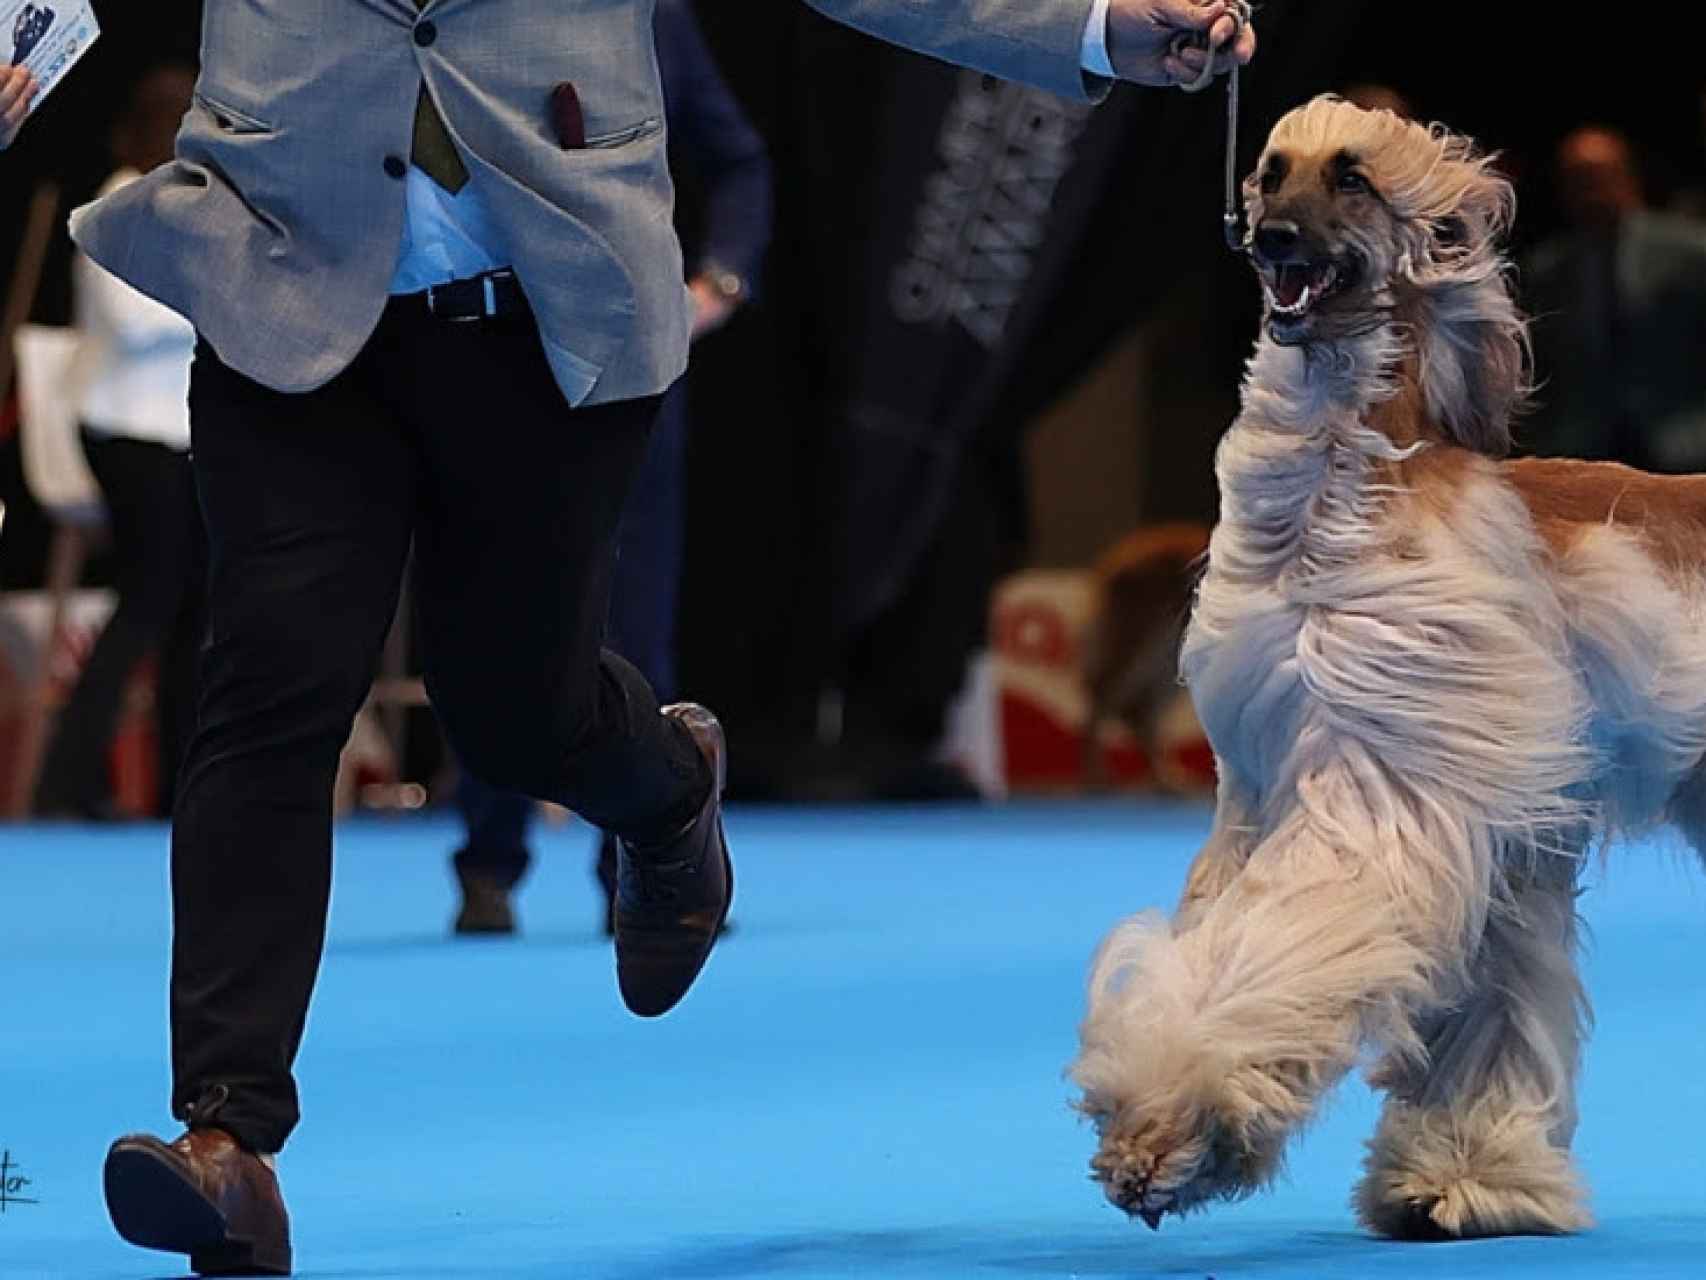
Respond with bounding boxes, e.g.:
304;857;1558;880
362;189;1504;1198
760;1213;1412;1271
1090;1115;1219;1228
1084;1068;1293;1228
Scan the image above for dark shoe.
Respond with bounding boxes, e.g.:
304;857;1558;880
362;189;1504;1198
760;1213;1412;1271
614;703;733;1016
453;865;516;935
599;828;734;941
596;831;619;938
104;1128;292;1276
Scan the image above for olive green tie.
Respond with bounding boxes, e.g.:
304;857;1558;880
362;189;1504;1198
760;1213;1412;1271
411;0;469;193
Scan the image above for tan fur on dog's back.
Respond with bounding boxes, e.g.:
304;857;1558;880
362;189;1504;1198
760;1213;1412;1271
1505;458;1706;577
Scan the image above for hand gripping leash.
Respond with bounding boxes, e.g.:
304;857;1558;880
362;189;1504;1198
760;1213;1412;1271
1170;0;1254;252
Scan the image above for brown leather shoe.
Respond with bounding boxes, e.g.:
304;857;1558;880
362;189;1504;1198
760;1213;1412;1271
104;1128;292;1276
614;703;734;1016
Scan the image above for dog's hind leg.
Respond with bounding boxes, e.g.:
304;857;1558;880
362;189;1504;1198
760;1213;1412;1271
1355;850;1592;1239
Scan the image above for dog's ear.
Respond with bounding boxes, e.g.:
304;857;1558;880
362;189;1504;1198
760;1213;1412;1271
1409;138;1530;456
1446;157;1516;254
1433;216;1468;250
1400;143;1516;286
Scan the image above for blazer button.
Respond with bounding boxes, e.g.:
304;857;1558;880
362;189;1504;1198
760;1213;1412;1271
384;155;408;180
414;21;437;46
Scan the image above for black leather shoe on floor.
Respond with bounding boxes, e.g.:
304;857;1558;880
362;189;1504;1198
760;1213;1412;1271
104;1128;292;1276
614;703;733;1017
453;865;516;936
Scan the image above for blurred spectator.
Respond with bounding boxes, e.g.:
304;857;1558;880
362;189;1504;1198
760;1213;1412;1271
1670;86;1706;218
33;62;203;822
1520;126;1706;472
32;65;203;819
450;0;772;935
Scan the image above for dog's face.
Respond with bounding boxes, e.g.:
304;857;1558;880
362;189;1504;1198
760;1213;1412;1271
1239;97;1529;450
1241;97;1506;348
1244;145;1389;345
1243;106;1409;346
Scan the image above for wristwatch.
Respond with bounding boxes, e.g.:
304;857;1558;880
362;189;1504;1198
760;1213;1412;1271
700;263;748;306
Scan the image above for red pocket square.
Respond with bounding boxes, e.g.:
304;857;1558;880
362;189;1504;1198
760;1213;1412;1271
550;82;586;150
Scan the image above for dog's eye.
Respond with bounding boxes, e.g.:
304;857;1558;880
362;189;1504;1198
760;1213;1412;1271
1337;170;1373;196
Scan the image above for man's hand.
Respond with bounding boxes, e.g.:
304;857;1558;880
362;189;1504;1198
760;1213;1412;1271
688;276;738;342
0;66;38;150
1106;0;1255;88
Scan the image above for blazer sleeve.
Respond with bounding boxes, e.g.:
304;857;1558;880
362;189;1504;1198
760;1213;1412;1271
802;0;1111;103
656;0;775;287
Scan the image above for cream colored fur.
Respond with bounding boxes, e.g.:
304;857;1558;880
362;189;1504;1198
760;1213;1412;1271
1070;96;1706;1240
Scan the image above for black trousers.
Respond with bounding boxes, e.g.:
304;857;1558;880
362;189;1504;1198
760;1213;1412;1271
171;302;710;1153
454;377;692;889
33;431;204;818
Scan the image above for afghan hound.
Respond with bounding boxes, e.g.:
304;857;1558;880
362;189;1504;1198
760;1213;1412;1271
1069;94;1706;1241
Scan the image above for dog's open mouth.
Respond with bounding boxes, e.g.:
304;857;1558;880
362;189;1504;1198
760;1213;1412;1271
1263;261;1348;318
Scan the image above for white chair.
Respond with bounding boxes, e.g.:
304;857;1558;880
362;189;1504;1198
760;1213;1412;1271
8;324;108;815
14;323;102;519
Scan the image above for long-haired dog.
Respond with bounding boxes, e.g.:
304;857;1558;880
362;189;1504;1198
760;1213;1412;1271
1070;94;1706;1241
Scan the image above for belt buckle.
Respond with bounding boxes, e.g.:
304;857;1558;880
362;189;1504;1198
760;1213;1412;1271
427;270;513;323
426;279;482;324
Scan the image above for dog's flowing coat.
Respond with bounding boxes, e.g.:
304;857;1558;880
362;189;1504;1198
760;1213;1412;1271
1071;96;1706;1240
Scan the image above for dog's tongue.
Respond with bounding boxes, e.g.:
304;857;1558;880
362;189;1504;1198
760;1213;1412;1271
1273;264;1309;308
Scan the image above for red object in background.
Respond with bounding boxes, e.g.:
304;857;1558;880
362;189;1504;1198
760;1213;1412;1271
1097;733;1151;784
989;568;1215;795
994;601;1076;668
109;658;160;818
999;689;1152;789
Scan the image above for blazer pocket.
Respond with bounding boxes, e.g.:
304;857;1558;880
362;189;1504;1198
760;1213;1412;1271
193;91;277;136
582;116;663;150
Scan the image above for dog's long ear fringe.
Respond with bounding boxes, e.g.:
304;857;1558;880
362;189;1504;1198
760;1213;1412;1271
1414;272;1533;458
1391;129;1533;457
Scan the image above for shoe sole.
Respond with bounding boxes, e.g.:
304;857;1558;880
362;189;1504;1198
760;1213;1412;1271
104;1141;291;1276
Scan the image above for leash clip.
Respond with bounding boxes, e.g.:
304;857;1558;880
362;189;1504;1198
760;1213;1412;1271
1170;1;1253;255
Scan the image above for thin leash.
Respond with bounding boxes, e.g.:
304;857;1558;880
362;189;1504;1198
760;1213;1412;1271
1171;0;1254;253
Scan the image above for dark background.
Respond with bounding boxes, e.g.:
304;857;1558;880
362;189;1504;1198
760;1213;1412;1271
2;2;1701;791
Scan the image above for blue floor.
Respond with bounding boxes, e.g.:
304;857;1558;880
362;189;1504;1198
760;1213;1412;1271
3;802;1705;1278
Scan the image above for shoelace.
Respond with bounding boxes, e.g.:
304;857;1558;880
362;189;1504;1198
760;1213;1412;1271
627;853;695;909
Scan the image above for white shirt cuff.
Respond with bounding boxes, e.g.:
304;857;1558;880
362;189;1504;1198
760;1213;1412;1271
1080;0;1115;78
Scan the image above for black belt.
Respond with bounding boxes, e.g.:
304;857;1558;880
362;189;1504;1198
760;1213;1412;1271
395;268;529;323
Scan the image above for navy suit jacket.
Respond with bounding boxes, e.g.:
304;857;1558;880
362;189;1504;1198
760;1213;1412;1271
656;0;773;291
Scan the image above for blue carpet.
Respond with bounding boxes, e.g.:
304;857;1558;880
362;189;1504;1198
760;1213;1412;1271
2;802;1703;1277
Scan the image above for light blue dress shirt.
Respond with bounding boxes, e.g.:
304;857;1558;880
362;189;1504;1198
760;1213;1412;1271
389;3;1115;294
